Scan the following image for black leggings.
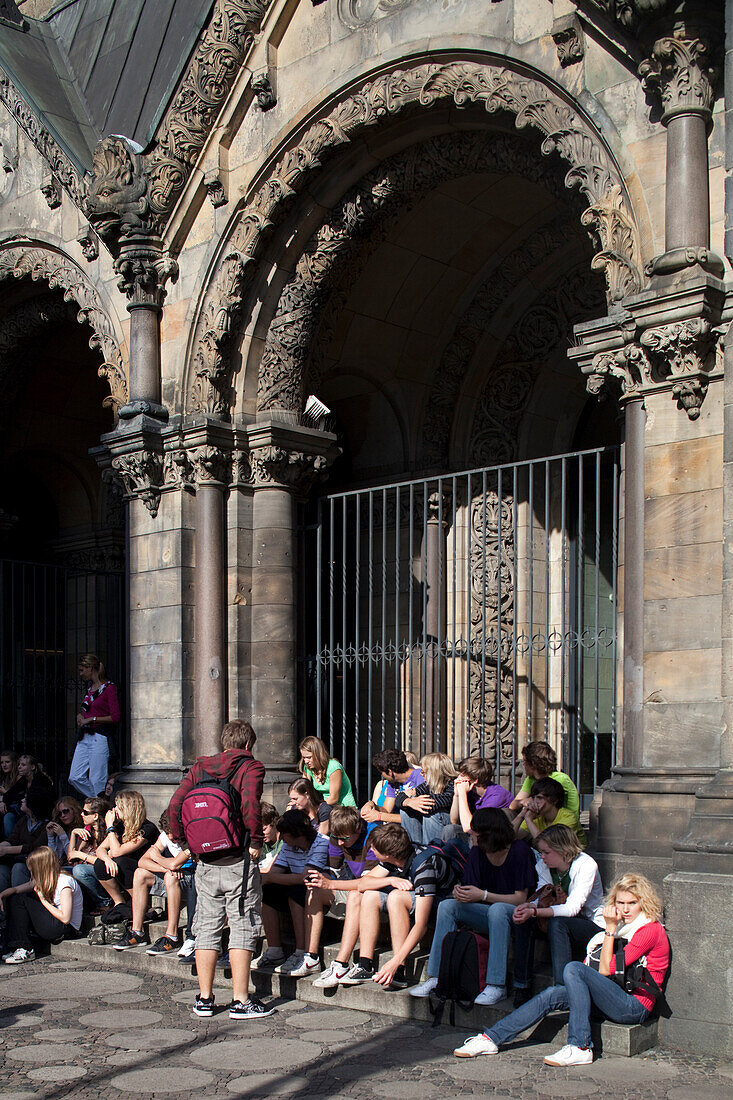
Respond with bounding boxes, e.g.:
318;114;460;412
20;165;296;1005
6;892;75;950
93;855;141;891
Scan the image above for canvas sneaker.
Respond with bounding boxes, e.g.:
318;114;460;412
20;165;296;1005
178;937;196;960
274;950;306;974
251;946;285;970
228;997;277;1020
474;984;506;1006
453;1033;499;1058
113;929;147;951
312;960;350;988
147;935;179;955
340;963;374;985
544;1044;593;1067
193;994;215;1017
3;947;35;965
410;975;438;998
288;954;322;978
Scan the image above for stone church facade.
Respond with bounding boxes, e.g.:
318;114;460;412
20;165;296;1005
0;0;731;1053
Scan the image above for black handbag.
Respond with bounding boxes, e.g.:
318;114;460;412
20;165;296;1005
587;935;663;1001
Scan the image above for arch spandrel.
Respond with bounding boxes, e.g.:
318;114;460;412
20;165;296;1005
187;56;643;423
0;243;128;413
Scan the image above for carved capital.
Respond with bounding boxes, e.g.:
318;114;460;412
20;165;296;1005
115;240;179;306
250;446;331;493
640;317;715;418
190;250;249;416
110;450;164;516
639;34;717;122
582;343;650;400
552;14;585;68
41;172;61;210
252;73;276;111
232;449;253;487
189;445;232;486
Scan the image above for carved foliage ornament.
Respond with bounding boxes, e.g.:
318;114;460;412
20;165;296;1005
0;245;127;412
190;251;249;416
639;34;717;120
250;446;330;491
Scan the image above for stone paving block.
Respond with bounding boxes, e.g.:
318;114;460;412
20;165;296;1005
0;971;142;999
190;1036;323;1072
25;1065;87;1082
1;1014;45;1027
368;1080;446;1098
7;1042;81;1063
36;1027;88;1041
78;1008;163;1028
104;1026;196;1049
296;1028;357;1045
0;1092;39;1099
226;1073;310;1095
285;1007;370;1029
109;1066;216;1092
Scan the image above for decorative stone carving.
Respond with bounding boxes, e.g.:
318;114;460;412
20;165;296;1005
232;449;253;486
552;13;585;67
77;227;99;262
190;445;232;486
639;34;718;121
145;0;268;224
110;450;164;516
337;0;415;29
161;447;195;491
252;74;276;111
84;137;154;248
40;172;61;210
0;244;127;412
0;135;18;197
640;318;715;418
114;246;179;306
250;446;331;493
204;169;227;209
191;250;249;416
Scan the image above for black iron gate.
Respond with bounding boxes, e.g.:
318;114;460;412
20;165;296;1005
300;447;619;805
0;559;126;787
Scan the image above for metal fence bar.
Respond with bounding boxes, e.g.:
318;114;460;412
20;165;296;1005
354;495;361;803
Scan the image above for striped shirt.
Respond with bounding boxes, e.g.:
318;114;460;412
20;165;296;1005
273;832;330;875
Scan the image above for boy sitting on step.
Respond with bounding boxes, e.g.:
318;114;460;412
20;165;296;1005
312;822;457;991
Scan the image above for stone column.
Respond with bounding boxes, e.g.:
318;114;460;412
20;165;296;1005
424;491;447;752
619;396;645;770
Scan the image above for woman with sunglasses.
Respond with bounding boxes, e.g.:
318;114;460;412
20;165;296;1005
46;798;83;864
69;797;112;912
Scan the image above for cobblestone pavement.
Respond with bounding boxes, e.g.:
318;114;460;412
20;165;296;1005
0;957;730;1099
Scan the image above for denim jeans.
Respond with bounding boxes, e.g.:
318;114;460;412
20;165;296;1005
0;860;30;893
72;862;110;907
2;812;19;840
547;915;601;984
427;898;530;988
486;961;648;1050
400;809;451;845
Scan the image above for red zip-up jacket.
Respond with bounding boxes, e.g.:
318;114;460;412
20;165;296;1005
168;749;265;850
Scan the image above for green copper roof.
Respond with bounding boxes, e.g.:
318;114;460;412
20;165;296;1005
0;0;216;173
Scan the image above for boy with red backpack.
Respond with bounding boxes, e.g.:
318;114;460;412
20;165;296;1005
168;719;274;1020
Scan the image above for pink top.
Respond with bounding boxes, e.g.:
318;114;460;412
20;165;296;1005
82;681;121;727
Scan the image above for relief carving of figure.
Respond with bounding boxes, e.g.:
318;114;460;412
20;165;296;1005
84;136;153;251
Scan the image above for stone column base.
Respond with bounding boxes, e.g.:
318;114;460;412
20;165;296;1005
662;870;733;1056
118;764;189;823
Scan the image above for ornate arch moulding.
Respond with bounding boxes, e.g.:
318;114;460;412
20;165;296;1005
188;56;644;421
0;242;127;413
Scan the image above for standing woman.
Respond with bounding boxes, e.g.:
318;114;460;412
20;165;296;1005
0;750;19;839
69;654;121;799
299;737;357;808
46;797;84;864
1;846;83;965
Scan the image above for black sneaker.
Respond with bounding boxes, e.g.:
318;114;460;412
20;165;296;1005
193;994;215;1017
385;974;408;991
228;997;277;1020
113;929;147;951
147;936;179;955
340;963;374;985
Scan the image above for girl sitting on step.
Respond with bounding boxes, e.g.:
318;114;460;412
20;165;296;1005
1;846;83;964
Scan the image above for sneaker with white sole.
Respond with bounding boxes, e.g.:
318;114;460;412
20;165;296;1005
474;984;506;1006
410;975;438;998
288;954;322;978
313;960;350;988
251;946;286;970
193;993;215;1017
544;1044;593;1067
3;947;34;965
453;1033;499;1058
178;937;196;960
275;950;306;974
340;963;374;984
228;997;277;1020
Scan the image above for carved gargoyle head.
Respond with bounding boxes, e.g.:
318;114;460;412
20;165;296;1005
84;137;153;251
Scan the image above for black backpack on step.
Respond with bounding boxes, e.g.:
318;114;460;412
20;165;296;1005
429;928;490;1026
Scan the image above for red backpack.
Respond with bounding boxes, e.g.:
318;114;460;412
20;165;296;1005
180;764;247;857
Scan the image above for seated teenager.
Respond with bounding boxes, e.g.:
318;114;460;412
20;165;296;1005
254;808;329;973
514;777;586;849
362;749;424;826
313;822;457;991
400;753;457;845
90;790;159;910
69;797;111;912
0;790;53;892
1;846;83;964
258;801;282;873
46;797;84;865
449;757;513;836
411;808;537;1005
298;805;379;979
510;741;580;818
299;736;357;807
454;872;669;1067
0;754;54;841
512;824;604;988
361;753;400;825
288;777;332;835
115;809;195;953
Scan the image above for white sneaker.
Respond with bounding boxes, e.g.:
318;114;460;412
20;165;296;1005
410;975;438;998
274;950;306;974
312;960;350;988
474;984;506;1006
453;1033;499;1058
3;947;35;965
544;1044;594;1067
251;947;286;970
288;954;322;978
178;937;196;959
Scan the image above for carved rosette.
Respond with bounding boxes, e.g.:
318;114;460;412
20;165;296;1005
640;318;715;419
190;251;249;415
110;451;164;517
250;446;331;494
639;34;717;122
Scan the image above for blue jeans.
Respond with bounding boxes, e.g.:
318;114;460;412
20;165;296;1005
401;809;451;845
487;961;648;1050
72;862;110;907
0;861;30;893
3;812;19;840
547;915;601;984
427;898;530;988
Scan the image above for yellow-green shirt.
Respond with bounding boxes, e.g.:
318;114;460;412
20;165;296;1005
519;806;586;848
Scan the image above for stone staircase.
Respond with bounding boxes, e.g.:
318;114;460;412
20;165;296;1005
51;906;658;1058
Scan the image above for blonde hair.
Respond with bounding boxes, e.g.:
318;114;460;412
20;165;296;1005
420;753;458;794
0;749;19;790
607;873;663;923
404;750;419;767
115;790;147;843
537;823;584;864
298;736;331;783
80;653;106;679
27;846;61;902
53;796;83;833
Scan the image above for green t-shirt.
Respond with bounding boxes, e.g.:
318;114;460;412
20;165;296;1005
520;770;580;818
519;806;586;848
303;758;357;807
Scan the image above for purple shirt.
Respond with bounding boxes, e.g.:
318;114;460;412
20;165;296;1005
474;783;514;811
384;766;424;800
463;840;537;895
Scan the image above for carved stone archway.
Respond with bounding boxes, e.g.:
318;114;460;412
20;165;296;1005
0;244;127;412
188;57;642;419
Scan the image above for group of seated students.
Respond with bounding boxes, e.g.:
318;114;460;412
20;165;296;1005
0;735;670;1068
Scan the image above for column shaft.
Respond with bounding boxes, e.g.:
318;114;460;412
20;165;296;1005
424;512;446;753
665;113;710;252
127;302;162;405
622;397;645;769
195;482;227;756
